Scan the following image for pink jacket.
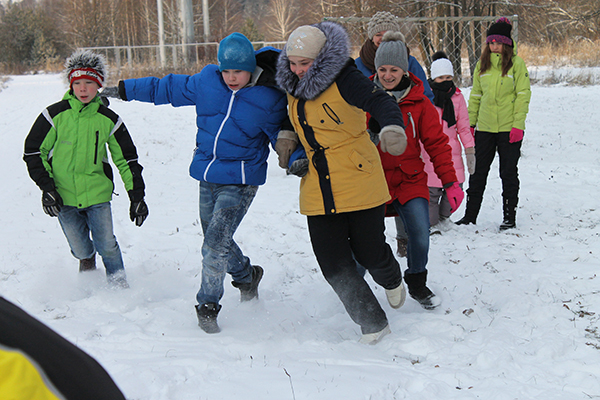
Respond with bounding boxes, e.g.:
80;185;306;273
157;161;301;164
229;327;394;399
422;88;474;187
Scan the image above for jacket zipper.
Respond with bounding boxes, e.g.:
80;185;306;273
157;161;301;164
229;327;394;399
204;92;236;182
94;131;99;164
322;103;342;125
407;112;416;138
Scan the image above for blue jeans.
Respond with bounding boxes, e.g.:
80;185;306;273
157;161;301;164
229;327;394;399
196;182;258;305
57;202;125;275
392;197;430;275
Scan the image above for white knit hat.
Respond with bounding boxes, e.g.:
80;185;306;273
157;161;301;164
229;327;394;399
430;58;454;80
285;26;327;59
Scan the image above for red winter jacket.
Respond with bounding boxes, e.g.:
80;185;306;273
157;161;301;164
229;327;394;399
369;73;457;209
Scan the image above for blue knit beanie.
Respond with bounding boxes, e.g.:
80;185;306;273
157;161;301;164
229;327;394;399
218;33;256;72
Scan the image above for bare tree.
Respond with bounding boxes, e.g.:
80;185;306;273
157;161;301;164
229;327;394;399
208;0;244;40
264;0;301;41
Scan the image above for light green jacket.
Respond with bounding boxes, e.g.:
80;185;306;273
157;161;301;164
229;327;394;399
24;91;145;208
468;52;531;132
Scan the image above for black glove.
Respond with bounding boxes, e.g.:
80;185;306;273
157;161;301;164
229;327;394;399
130;199;148;227
287;158;309;178
42;190;63;217
100;86;120;99
367;117;381;145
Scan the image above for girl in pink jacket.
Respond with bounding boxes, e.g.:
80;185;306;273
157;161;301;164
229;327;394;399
422;52;475;227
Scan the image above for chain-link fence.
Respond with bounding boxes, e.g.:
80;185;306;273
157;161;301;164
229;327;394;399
79;41;286;81
324;15;518;85
81;16;517;84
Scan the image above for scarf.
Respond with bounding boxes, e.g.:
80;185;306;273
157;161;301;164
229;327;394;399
359;39;377;73
374;73;412;102
429;79;456;127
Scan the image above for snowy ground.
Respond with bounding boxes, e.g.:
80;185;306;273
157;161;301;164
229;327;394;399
1;73;600;399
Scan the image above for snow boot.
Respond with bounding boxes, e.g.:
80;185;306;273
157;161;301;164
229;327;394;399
359;324;391;345
455;195;481;225
404;271;441;310
231;265;263;302
385;281;406;309
499;198;517;231
107;271;129;289
396;238;408;258
195;303;222;334
79;256;96;272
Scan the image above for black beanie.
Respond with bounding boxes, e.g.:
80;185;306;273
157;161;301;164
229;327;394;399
486;17;513;47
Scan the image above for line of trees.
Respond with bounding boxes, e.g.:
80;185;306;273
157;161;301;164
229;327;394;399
1;0;599;74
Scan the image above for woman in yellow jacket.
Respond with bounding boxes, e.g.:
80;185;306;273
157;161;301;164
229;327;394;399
456;17;531;230
276;22;408;344
0;297;126;400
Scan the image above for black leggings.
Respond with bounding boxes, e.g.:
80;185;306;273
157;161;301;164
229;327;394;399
307;205;402;334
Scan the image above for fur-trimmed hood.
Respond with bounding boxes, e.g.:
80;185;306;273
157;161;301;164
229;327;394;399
276;22;350;101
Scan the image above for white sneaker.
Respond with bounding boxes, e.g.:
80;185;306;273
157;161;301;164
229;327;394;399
385;282;406;309
359;325;391;345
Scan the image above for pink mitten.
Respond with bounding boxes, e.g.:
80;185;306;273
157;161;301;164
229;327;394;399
470;126;475;137
509;128;524;143
445;182;464;213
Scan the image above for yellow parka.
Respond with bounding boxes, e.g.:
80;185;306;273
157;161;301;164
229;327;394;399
276;22;405;216
287;83;391;215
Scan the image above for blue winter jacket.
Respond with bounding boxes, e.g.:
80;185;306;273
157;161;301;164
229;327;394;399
122;47;288;186
355;55;434;103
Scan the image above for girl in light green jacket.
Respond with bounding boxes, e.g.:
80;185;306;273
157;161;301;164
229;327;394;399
456;17;531;230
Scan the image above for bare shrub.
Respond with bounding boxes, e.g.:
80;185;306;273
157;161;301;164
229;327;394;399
520;39;600;68
106;63;210;86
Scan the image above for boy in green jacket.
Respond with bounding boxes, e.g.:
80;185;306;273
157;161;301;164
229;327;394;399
23;50;148;287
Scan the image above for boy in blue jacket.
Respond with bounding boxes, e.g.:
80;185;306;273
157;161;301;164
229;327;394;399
103;33;289;333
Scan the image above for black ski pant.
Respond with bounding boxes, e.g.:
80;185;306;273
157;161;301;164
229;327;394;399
466;130;522;209
307;204;402;334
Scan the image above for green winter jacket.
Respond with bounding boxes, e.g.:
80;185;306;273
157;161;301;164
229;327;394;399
24;91;145;208
468;51;531;133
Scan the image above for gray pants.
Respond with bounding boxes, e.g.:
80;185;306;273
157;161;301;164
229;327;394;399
394;183;463;238
428;187;452;226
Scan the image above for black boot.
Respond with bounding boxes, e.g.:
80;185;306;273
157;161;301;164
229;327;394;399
499;198;517;231
396;238;408;258
79;255;96;272
195;303;222;334
231;265;263;302
404;271;441;310
455;195;481;225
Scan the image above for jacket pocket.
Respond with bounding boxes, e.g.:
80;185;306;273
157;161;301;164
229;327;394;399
348;149;374;174
398;158;424;182
94;131;99;164
321;103;342;125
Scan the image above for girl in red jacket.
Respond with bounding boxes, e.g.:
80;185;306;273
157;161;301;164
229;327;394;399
369;32;464;310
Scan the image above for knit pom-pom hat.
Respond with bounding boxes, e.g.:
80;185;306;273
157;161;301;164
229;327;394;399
486;17;513;47
367;11;400;40
65;50;107;88
374;31;408;72
430;51;454;79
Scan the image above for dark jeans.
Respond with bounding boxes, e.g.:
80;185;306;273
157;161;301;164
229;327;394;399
467;130;521;204
307;205;402;334
392;197;430;275
196;182;258;305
